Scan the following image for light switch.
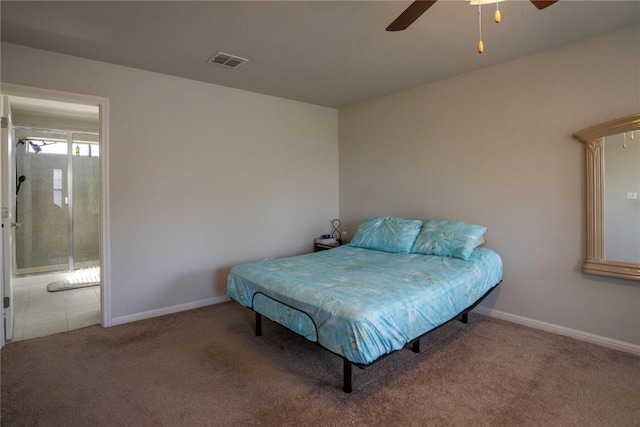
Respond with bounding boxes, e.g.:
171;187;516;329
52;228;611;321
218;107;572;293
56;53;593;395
627;192;638;200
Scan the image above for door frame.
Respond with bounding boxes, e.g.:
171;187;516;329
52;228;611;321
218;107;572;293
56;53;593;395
1;95;15;345
0;83;111;338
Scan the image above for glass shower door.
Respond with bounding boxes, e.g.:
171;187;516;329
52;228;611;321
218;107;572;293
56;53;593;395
71;133;100;269
14;129;100;276
14;129;71;275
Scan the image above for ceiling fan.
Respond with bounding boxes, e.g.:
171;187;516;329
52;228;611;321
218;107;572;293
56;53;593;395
386;0;558;32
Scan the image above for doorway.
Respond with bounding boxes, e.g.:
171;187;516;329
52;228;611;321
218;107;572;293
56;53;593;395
13;124;100;340
1;86;110;344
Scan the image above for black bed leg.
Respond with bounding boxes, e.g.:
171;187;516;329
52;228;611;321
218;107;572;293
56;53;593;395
255;313;262;336
343;359;352;393
461;312;468;324
412;339;421;353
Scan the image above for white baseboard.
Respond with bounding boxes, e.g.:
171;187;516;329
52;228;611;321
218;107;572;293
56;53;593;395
111;295;230;326
473;306;640;357
110;299;640;357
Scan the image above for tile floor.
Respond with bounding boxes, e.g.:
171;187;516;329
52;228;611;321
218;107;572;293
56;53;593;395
11;271;101;342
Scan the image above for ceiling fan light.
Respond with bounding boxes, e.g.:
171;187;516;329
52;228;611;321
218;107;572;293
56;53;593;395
468;0;504;5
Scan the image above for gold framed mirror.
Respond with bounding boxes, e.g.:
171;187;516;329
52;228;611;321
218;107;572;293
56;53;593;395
573;113;640;281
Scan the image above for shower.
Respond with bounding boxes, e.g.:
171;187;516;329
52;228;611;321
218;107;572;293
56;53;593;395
15;175;26;221
16;175;26;195
14;139;44;217
29;141;42;153
14;128;100;276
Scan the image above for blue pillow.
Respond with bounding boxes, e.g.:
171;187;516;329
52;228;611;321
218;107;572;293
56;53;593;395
411;219;487;260
350;216;423;253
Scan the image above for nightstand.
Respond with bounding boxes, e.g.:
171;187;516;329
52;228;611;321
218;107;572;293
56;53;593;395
313;242;340;252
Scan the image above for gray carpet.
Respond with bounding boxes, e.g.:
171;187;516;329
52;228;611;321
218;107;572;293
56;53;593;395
1;301;639;426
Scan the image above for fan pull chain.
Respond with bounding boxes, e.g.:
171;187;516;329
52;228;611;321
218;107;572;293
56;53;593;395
623;132;627;149
495;2;501;23
631;131;636;140
478;4;484;54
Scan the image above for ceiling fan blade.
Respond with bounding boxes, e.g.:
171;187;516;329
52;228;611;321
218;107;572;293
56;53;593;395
386;1;438;32
530;0;559;10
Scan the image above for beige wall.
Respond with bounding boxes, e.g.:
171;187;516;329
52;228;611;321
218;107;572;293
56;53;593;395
2;42;339;321
339;26;640;346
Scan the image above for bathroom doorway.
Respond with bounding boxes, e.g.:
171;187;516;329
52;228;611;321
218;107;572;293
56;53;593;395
8;96;102;340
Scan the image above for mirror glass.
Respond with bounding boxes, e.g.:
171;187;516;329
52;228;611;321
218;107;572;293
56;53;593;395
604;132;640;264
574;113;640;281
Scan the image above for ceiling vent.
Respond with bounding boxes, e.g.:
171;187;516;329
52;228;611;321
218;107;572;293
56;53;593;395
207;52;249;68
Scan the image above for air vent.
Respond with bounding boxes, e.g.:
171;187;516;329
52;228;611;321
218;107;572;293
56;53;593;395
207;52;249;68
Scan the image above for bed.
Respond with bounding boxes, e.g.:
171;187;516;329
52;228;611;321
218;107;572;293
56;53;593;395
227;217;503;392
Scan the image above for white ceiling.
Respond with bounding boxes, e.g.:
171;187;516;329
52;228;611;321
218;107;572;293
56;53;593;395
1;1;639;109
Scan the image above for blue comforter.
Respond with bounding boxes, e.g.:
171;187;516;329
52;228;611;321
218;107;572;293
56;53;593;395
227;245;502;365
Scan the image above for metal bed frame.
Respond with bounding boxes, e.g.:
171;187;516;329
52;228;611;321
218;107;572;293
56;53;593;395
251;281;501;393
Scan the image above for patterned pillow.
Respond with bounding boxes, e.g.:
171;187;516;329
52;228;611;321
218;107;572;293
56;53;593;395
411;219;487;260
350;216;423;254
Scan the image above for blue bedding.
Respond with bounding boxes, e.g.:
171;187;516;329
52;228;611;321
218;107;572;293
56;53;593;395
227;245;502;365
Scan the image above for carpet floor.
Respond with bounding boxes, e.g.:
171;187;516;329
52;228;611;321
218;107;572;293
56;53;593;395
1;301;638;426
